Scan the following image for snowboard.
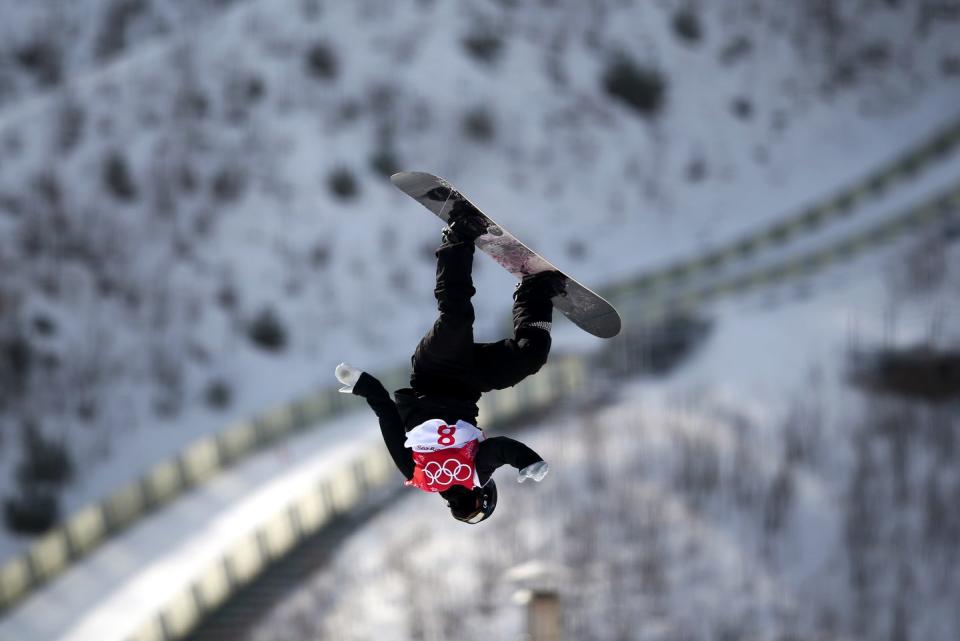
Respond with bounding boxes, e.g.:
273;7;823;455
391;171;622;339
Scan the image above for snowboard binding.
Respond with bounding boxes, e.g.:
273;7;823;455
517;270;568;300
442;201;490;245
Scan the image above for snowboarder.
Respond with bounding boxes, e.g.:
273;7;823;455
335;205;565;524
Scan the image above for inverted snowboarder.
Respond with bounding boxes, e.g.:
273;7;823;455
335;207;563;524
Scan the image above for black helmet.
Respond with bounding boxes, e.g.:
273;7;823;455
447;480;498;524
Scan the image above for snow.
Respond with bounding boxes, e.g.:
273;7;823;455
0;409;381;641
0;0;959;638
2;227;956;641
0;4;955;526
244;239;960;641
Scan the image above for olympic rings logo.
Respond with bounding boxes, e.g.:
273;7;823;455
422;459;474;486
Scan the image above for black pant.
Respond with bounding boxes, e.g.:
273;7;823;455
410;241;553;401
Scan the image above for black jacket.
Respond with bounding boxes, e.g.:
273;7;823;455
353;372;542;485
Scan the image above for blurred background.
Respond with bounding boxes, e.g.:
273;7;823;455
1;1;959;640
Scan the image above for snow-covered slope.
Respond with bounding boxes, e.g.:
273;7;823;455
246;240;960;641
0;0;247;111
0;409;380;641
1;0;959;560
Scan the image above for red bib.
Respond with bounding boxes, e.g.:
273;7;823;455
406;439;480;493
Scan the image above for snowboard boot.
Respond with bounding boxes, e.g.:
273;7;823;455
515;270;567;301
441;201;489;246
513;270;567;335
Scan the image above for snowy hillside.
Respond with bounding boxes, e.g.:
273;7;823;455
249;387;960;641
0;0;246;109
1;0;960;560
246;240;960;641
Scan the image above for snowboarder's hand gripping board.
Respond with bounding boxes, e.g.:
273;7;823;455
390;172;622;339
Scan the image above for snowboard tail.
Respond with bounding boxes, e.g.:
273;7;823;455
391;171;622;339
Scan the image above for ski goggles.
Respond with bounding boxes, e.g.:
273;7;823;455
463;508;487;524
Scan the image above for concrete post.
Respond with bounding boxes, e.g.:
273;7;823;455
507;560;565;641
527;589;562;641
